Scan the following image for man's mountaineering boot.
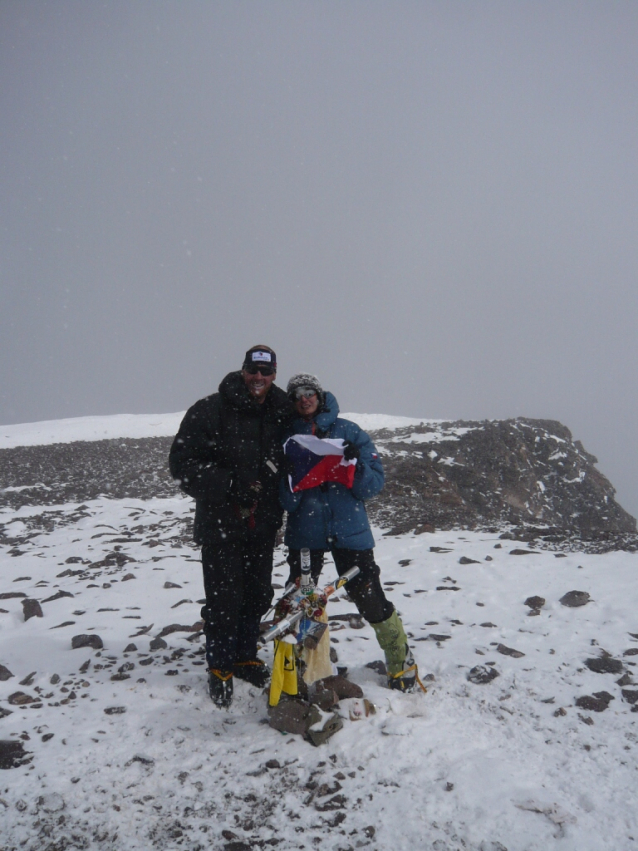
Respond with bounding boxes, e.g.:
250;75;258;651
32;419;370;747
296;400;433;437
234;659;270;688
208;669;233;708
370;609;418;692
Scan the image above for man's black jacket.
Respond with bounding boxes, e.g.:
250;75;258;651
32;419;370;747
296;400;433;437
169;372;294;545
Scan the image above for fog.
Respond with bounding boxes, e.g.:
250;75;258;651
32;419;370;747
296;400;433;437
1;1;637;516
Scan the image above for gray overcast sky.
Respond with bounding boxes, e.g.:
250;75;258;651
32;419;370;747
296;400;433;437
1;1;637;518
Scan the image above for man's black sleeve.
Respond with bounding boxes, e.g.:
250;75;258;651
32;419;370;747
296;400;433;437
168;398;233;504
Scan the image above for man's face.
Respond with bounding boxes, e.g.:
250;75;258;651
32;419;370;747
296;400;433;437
242;367;276;402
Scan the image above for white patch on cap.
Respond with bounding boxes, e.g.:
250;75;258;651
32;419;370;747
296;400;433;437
251;351;272;363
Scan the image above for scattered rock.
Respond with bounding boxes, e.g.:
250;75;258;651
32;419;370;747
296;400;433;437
122;573;136;581
37;793;65;813
50;673;60;684
0;708;12;719
0;664;14;681
560;591;590;608
524;596;545;609
616;673;633;686
22;599;43;620
163;582;182;589
509;549;536;556
18;672;36;686
124;644;137;653
8;691;36;706
584;657;623;675
467;665;500;684
0;740;32;769
623;648;638;657
0;592;27;600
125;754;155;767
157;623;200;638
71;634;104;650
459;556;480;565
321;675;363;700
480;622;497;628
496;644;525;659
150;637;168;651
621;689;638;705
41;591;74;603
366;660;387;676
575;695;611;712
104;706;127;715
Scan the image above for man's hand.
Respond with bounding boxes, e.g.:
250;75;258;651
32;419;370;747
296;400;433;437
342;441;360;462
230;475;263;507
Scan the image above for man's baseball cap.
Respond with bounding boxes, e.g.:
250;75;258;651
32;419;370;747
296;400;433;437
242;345;277;369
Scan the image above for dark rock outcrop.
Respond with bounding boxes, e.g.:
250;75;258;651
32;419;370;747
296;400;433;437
0;417;635;546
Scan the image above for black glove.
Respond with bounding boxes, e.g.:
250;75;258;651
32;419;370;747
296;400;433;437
230;475;262;508
342;441;360;462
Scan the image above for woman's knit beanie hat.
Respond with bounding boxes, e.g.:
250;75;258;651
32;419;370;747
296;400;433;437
286;373;323;399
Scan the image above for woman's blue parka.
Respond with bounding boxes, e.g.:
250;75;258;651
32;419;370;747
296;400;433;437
279;392;384;550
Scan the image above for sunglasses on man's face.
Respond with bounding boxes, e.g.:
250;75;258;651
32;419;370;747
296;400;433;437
293;387;317;399
244;365;275;376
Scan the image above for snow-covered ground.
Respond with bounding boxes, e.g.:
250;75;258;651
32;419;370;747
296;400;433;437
2;495;638;850
1;413;637;850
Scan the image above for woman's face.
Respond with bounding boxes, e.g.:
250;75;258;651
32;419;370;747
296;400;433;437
294;390;319;419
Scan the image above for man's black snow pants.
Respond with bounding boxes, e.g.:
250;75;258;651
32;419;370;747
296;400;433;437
286;548;394;625
201;533;275;672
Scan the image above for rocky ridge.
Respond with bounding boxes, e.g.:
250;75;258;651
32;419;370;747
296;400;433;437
0;417;635;551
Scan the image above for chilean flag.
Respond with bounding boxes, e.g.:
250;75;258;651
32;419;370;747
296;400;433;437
284;435;357;492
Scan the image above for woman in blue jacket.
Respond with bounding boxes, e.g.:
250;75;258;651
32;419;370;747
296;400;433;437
280;373;418;692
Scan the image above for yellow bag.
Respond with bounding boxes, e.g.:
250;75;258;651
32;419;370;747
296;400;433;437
269;637;298;706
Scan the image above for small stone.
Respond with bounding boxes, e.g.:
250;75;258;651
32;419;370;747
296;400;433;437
584;657;623;675
0;664;14;681
553;707;567;717
459;557;480;565
321;675;363;700
104;706;127;715
560;591;591;608
22;599;43;621
509;549;536;556
524;596;545;609
575;695;610;712
122;574;136;581
37;793;65;813
124;644;137;653
366;660;387;675
467;665;499;685
617;673;633;686
42;733;54;742
79;660;91;674
0;740;32;769
480;622;497;628
50;673;61;684
623;648;638;657
8;691;35;705
621;689;638;705
71;634;104;650
496;644;525;659
163;582;182;589
118;662;135;673
149;637;168;651
19;672;36;686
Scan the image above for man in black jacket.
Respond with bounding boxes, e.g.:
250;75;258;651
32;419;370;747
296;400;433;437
169;345;294;708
